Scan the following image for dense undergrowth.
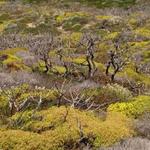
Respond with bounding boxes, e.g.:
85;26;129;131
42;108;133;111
0;0;150;149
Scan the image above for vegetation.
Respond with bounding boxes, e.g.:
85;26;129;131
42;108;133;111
0;0;150;149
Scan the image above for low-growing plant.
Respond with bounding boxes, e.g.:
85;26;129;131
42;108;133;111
8;106;134;148
95;84;132;104
0;84;58;116
108;95;150;118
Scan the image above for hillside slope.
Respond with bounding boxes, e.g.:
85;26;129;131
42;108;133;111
0;0;150;149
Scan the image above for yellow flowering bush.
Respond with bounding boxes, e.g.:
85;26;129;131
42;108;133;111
108;95;150;118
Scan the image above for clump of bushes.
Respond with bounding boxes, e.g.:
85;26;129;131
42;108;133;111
56;12;89;31
102;84;132;101
94;84;132;104
9;106;134;148
0;84;58;116
0;88;9;116
0;47;31;71
0;129;55;150
108;95;150;118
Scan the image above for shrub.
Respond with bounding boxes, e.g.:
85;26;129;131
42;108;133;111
97;84;132;103
56;12;88;24
2;54;24;70
0;129;58;150
9;106;134;148
119;67;150;86
0;84;58;116
0;89;9;116
135;27;150;38
108;95;150;118
0;53;31;72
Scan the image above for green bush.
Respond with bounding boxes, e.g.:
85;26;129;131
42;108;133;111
0;90;9;116
96;84;132;103
9;106;134;148
0;84;58;116
62;15;88;31
108;95;150;118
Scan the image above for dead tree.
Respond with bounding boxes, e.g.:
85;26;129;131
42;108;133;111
1;86;48;116
54;80;107;110
54;79;68;107
106;41;130;82
2;87;21;116
26;34;54;73
56;39;85;79
56;42;71;77
79;34;99;79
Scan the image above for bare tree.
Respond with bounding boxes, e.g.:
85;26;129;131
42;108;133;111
54;80;102;110
106;40;130;82
78;33;99;79
26;34;55;73
56;40;71;77
1;85;53;116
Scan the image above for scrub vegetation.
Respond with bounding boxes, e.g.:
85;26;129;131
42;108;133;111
0;0;150;149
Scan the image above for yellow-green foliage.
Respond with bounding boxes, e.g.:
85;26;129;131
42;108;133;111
0;13;11;22
70;57;105;71
0;84;58;116
0;129;60;150
108;95;150;118
0;13;11;32
0;21;9;32
2;54;21;64
0;90;8;116
0;48;30;71
135;27;150;38
121;67;150;86
98;42;111;52
128;18;137;27
35;61;66;74
56;12;89;31
95;15;123;27
0;84;29;115
71;57;87;65
70;32;82;46
10;106;133;148
2;54;30;71
104;32;119;40
17;88;57;103
51;65;66;74
0;47;27;55
56;12;89;24
0;0;6;5
143;50;150;62
96;15;112;20
95;62;105;71
34;60;46;72
58;32;82;48
129;41;150;51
